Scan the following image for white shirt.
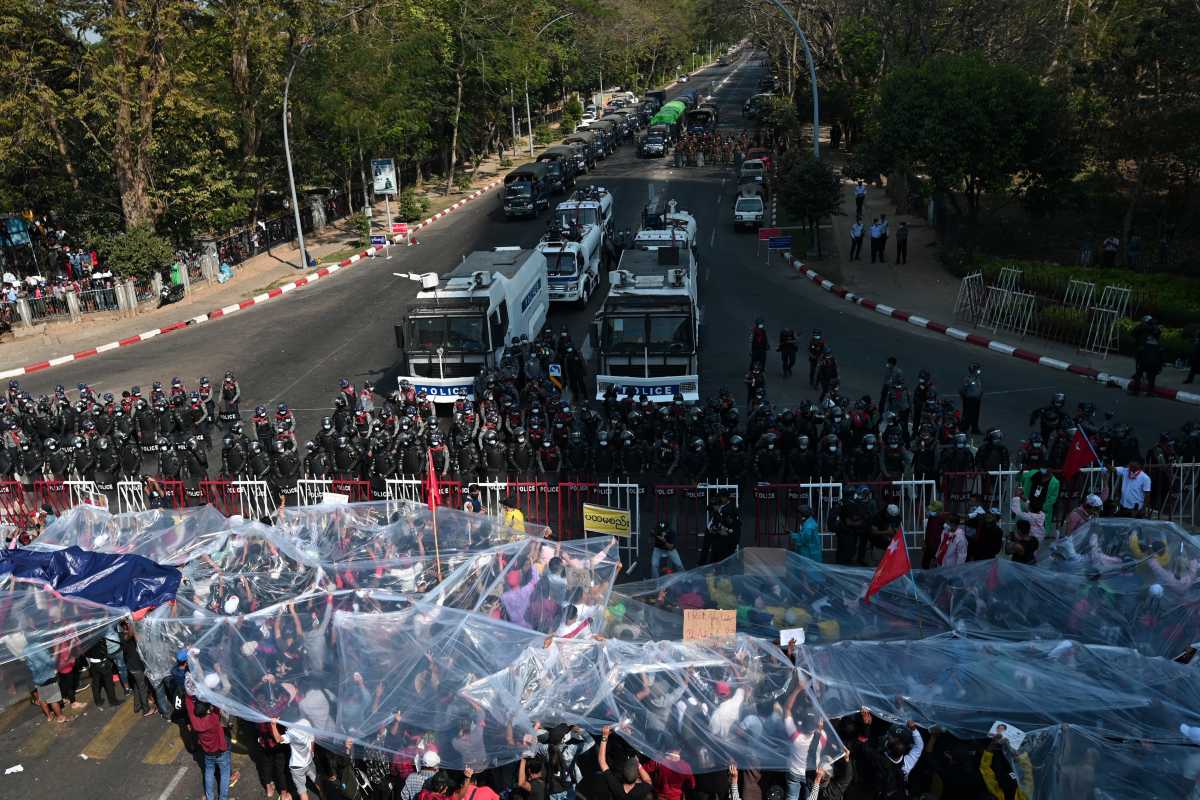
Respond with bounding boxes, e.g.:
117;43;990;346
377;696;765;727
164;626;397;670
850;223;863;238
281;721;314;768
783;716;815;776
1115;466;1152;509
855;184;866;198
708;688;746;737
869;224;881;239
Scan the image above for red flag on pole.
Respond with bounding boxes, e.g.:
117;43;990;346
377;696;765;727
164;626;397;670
1062;429;1100;480
865;529;912;601
425;450;440;510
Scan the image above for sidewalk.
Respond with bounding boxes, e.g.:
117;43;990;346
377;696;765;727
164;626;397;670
0;151;516;372
811;168;1198;397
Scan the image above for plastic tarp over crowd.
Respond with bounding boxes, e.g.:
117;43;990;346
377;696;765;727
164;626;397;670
0;502;1198;794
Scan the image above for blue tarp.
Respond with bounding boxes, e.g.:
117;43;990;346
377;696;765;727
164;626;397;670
0;545;180;610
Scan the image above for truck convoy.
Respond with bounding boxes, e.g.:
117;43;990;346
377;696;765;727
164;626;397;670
395;248;549;401
591;197;701;402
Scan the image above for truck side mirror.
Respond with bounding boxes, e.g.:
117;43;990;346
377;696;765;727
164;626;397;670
589;322;601;350
394;324;405;350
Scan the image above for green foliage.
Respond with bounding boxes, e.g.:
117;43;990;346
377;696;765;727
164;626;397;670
357;212;372;242
776;156;843;224
870;55;1078;219
454;171;474;191
397;188;431;223
561;97;584;132
534;124;555;147
94;226;175;282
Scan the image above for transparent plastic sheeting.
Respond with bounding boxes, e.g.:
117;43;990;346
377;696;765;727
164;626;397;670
0;581;128;705
32;504;234;566
1041;517;1200;576
423;536;621;633
620;546;1197;658
799;637;1200;744
1021;724;1200;800
177;593;845;771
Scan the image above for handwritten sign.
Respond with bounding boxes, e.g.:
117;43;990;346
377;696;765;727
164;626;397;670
683;609;737;640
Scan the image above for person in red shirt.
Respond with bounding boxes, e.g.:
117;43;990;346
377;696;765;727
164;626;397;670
646;748;696;800
186;694;236;800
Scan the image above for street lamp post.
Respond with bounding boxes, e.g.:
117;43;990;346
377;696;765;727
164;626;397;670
526;12;575;158
762;0;820;159
282;52;311;269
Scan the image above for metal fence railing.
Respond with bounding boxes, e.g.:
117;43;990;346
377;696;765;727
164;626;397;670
76;286;121;314
27;296;70;321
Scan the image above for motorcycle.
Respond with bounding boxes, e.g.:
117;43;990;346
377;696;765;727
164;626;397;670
158;282;185;307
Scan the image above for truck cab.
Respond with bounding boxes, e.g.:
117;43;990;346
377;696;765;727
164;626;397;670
395;248;549;402
553;185;614;244
562;132;599;169
591;199;701;402
503;163;550;218
538;221;604;306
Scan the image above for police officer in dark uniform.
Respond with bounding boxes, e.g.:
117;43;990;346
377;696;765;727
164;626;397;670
304;441;330;478
807;329;824;388
1029;392;1067;442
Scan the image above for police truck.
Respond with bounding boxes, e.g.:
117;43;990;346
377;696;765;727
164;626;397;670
395;248;549;402
590;198;700;402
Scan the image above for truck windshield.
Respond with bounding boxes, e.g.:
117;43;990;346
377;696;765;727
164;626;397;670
735;198;763;212
556;207;598;227
506;182;532;197
647;316;693;352
545;249;579;276
601;316;647;352
408;315;486;352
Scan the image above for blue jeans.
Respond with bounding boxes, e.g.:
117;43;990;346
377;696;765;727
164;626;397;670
108;648;129;688
651;547;684;577
154;680;172;719
785;772;807;800
203;749;232;800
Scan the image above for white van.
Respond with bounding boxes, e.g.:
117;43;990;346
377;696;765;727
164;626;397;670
733;189;764;230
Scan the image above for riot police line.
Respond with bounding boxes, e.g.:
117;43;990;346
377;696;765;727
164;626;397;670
3;325;1200;536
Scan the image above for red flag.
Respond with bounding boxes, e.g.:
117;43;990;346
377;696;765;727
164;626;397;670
425;450;440;510
865;529;912;601
1062;429;1099;480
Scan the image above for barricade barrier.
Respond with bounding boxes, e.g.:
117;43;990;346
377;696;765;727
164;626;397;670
296;478;373;507
552;482;642;568
475;480;550;530
651;482;739;553
33;479;103;514
753;482;843;551
0;480;35;529
200;479;275;519
116;479;186;513
383;476;465;516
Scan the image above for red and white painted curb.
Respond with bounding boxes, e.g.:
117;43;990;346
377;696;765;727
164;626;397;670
0;180;504;380
785;256;1200;407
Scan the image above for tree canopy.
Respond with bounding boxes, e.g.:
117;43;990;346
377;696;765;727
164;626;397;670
0;0;730;247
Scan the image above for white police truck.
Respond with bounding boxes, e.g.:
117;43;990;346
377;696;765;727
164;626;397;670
591;198;701;402
395;248;549;402
537;221;604;306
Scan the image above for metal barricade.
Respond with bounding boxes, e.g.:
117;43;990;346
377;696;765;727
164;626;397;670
475;481;551;530
551;482;643;566
33;479;104;514
753;483;843;552
0;480;35;528
941;470;1020;518
76;287;120;314
200;479;275;519
1160;463;1200;529
651;482;740;552
296;478;373;507
117;479;185;513
383;476;465;516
